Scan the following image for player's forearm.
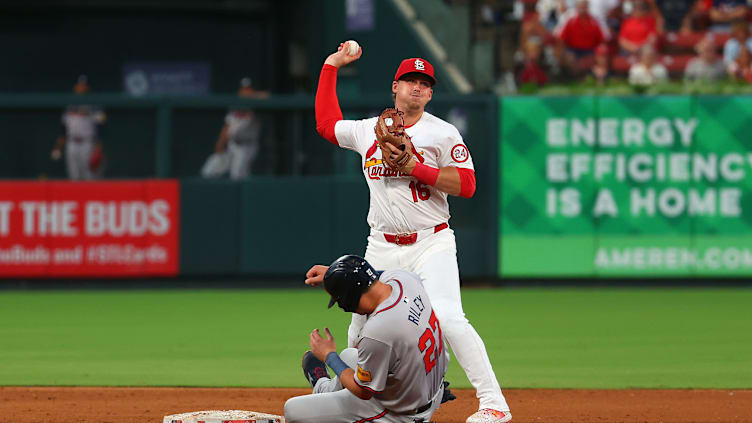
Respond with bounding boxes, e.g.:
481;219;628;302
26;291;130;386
340;368;374;400
410;163;475;198
315;65;343;145
434;166;461;196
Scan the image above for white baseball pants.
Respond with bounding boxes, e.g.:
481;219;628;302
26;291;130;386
65;140;98;180
227;140;258;180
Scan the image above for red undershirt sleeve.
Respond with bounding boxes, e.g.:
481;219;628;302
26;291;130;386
315;64;343;145
457;167;476;198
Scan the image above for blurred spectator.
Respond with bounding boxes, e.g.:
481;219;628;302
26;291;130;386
709;0;748;31
656;0;696;31
519;0;551;53
518;38;549;85
684;35;726;81
619;0;663;55
537;0;569;30
50;75;106;180
536;0;619;29
589;0;622;29
728;41;752;81
590;44;613;84
480;0;506;24
629;44;669;84
202;77;268;180
723;21;752;70
680;0;713;32
554;0;610;72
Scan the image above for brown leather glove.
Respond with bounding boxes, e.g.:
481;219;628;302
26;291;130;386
374;108;415;170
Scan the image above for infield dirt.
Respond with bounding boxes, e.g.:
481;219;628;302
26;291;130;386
2;387;750;423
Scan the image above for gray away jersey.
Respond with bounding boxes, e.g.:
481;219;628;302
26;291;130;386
353;269;448;414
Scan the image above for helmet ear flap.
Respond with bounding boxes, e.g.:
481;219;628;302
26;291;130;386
323;255;377;311
339;288;363;313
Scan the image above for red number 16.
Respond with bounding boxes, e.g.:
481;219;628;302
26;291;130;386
409;181;431;203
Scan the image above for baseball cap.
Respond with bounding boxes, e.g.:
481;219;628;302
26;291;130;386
394;58;437;86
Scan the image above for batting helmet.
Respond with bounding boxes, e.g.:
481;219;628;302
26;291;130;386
324;255;378;312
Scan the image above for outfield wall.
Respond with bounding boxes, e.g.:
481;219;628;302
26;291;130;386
0;94;498;278
3;95;752;279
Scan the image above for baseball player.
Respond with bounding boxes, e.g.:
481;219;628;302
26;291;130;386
284;254;449;423
51;75;106;180
313;43;512;423
210;77;268;180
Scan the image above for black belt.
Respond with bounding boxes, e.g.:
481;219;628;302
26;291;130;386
415;400;432;414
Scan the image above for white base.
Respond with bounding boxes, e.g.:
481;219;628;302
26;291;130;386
163;409;284;423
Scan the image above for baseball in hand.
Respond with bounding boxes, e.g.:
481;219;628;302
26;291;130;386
345;40;360;56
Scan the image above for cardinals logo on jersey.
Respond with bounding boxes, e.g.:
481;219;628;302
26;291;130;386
363;140;425;180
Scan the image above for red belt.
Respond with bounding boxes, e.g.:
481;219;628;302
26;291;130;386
383;223;448;246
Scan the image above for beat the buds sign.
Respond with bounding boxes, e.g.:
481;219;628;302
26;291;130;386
0;180;179;277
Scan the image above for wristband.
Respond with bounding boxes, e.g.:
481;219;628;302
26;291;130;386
411;162;440;186
325;351;349;377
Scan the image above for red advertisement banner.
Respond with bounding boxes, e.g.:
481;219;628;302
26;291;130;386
0;180;179;277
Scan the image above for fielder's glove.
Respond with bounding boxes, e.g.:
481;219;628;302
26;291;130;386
374;108;416;171
89;146;105;171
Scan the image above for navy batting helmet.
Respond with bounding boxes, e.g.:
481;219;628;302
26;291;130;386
324;255;378;312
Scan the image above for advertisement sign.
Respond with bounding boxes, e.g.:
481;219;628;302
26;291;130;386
0;180;179;277
346;0;375;32
123;62;210;96
500;96;752;276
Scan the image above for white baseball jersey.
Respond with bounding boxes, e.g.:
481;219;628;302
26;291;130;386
334;112;474;234
225;109;261;145
62;105;105;143
354;269;448;414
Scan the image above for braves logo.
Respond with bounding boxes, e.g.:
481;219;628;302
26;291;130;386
414;59;425;71
451;144;469;163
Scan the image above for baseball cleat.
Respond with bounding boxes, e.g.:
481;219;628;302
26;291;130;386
301;350;330;388
466;408;512;423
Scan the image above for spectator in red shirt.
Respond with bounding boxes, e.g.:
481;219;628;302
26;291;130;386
554;0;610;72
619;0;662;55
590;43;612;84
518;39;549;86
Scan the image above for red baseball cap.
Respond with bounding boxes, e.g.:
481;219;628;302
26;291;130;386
394;58;437;86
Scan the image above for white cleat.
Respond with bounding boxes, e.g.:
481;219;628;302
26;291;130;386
466;408;512;423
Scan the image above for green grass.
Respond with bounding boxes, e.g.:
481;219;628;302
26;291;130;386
0;288;750;388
